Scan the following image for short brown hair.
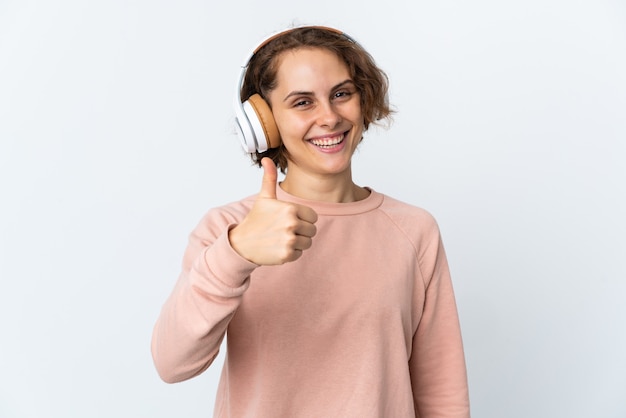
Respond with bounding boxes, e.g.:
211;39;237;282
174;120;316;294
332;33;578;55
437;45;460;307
240;26;393;172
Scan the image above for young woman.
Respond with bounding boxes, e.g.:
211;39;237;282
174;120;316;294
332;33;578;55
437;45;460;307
152;26;470;417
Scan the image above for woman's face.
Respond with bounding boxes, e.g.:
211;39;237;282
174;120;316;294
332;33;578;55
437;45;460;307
267;47;364;179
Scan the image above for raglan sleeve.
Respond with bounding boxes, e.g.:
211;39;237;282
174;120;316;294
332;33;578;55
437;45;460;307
409;216;471;418
151;206;258;383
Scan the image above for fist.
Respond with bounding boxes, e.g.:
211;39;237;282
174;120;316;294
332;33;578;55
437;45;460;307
228;158;318;265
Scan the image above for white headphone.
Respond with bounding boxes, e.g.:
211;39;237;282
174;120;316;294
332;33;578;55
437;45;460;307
233;26;355;153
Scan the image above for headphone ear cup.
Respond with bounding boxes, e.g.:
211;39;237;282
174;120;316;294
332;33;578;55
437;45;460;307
245;94;282;151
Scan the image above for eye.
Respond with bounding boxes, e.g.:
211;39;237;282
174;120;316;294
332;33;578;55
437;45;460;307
291;98;313;108
333;90;353;101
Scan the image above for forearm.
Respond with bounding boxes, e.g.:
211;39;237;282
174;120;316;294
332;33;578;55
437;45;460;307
411;237;470;417
151;230;256;383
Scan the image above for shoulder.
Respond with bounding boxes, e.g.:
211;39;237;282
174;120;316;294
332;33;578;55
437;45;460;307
205;194;256;222
375;192;448;280
191;194;257;241
376;192;441;238
371;192;445;262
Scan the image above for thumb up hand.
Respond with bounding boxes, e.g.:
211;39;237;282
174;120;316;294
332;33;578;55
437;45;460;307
229;158;318;265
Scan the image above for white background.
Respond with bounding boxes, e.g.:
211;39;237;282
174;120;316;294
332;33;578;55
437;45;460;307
1;0;625;417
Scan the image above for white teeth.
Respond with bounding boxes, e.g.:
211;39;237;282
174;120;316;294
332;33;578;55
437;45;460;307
310;134;344;148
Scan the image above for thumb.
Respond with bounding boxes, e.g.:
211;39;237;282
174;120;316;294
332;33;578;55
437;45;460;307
258;157;278;199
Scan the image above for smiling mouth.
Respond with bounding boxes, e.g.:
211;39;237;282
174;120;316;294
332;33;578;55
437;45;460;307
308;132;346;148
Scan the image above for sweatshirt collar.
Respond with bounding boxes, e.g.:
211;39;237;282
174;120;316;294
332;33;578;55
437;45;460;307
274;185;384;216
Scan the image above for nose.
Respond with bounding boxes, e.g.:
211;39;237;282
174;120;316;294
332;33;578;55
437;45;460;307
316;101;342;128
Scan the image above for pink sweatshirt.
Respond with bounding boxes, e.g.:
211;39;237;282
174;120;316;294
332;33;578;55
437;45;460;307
152;187;470;417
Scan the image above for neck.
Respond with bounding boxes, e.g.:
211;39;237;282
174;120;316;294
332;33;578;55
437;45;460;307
279;165;369;203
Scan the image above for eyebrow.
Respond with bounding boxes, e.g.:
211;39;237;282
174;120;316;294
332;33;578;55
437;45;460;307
282;79;355;102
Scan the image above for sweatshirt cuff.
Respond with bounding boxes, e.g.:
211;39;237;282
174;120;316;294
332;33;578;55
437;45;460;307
200;225;258;289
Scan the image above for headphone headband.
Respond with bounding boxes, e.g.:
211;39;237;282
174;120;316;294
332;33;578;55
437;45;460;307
248;26;344;62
